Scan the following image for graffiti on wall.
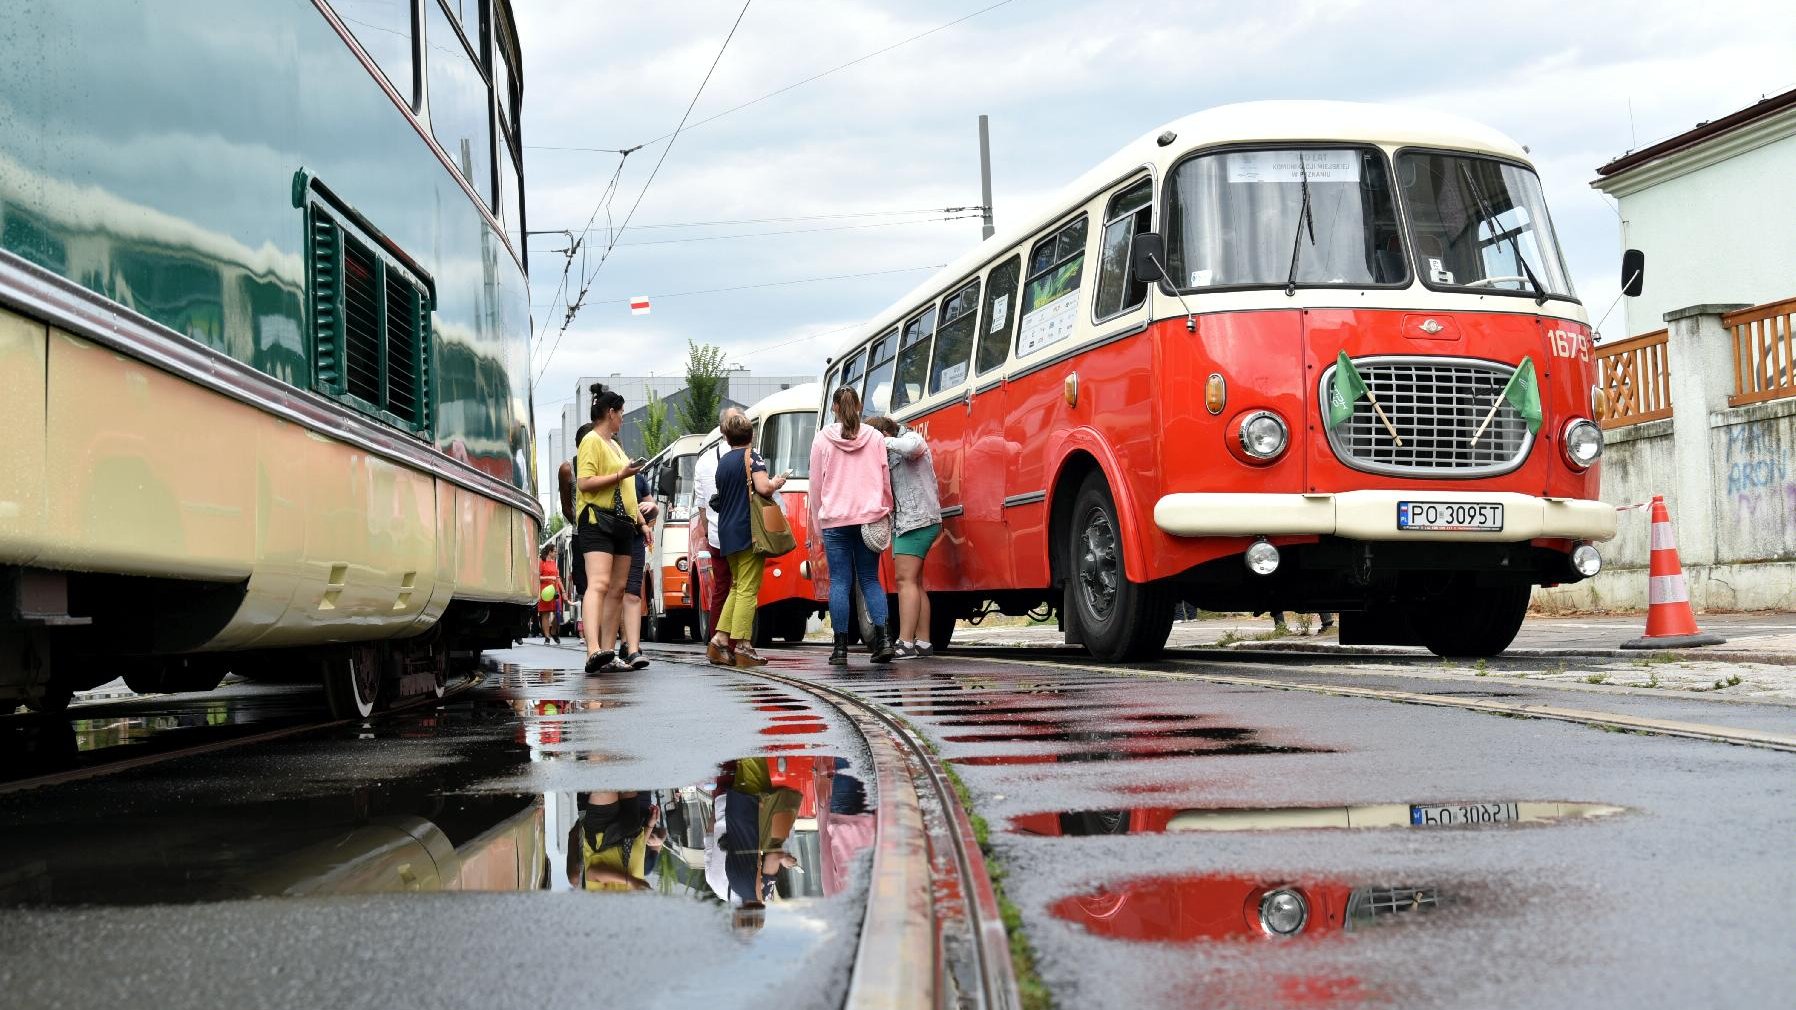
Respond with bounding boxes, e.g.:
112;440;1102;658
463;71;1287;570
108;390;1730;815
1725;422;1796;530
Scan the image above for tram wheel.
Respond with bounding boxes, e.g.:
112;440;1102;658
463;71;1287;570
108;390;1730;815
1416;582;1530;658
1067;472;1173;662
323;644;383;719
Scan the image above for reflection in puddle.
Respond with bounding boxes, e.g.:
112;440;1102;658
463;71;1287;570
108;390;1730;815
1053;873;1441;943
1013;801;1625;835
943;726;1251;745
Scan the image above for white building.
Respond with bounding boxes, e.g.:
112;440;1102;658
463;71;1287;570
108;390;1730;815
1594;87;1796;337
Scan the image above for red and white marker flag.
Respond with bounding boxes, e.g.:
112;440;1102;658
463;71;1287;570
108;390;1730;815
629;296;651;316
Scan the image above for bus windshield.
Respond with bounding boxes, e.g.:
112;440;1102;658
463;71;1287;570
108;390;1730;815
758;411;818;479
668;453;697;522
1396;151;1575;300
1164;147;1407;291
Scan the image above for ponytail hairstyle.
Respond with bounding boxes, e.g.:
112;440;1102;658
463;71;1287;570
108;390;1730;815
832;386;862;438
589;383;626;424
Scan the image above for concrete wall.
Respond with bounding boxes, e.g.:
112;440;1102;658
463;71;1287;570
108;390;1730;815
1604;114;1796;338
1538;305;1796;612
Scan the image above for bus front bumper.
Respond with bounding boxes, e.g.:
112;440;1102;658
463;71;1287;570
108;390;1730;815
1154;491;1616;543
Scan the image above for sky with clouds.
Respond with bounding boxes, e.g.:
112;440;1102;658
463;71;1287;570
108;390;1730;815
515;0;1796;460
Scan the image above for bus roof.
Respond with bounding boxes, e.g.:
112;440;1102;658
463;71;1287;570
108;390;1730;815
830;100;1530;362
744;381;821;419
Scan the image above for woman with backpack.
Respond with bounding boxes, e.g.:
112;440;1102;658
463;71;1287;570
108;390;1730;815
708;412;787;667
807;387;894;666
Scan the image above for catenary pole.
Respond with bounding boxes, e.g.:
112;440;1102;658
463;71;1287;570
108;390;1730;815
978;114;994;240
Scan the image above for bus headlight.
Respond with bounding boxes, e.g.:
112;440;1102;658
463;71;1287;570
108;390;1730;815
1259;888;1309;936
1562;418;1603;470
675;557;689;572
1238;411;1289;460
1244;538;1280;576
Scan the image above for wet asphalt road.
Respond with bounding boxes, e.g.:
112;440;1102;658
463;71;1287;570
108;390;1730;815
3;639;1794;1009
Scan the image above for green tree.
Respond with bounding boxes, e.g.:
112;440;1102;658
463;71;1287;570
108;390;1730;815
639;387;672;458
547;513;566;537
676;339;729;436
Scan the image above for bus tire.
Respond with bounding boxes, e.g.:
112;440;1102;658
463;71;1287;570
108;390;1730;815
927;594;957;654
1416;582;1529;658
1067;472;1173;662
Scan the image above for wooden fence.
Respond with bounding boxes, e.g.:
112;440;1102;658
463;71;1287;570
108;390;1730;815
1594;327;1672;429
1725;298;1796;406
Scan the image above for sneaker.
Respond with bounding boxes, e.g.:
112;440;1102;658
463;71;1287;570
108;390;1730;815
891;642;919;661
914;642;935;658
626;651;650;670
584;650;614;675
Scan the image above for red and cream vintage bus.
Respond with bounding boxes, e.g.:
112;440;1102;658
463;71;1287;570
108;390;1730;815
818;101;1617;661
688;383;825;645
642;432;706;642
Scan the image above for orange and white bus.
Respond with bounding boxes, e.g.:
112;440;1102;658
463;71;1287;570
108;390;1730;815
818;101;1617;661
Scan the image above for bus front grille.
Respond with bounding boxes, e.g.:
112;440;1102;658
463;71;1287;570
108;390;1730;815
1320;356;1534;477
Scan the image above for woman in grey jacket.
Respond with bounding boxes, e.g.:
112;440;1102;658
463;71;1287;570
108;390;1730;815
865;417;943;659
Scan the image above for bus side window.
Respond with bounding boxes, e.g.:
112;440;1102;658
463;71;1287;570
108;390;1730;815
841;348;867;399
1094;176;1154;322
928;278;981;394
976;256;1020;376
892;306;937;411
863;329;898;414
1017;216;1088;357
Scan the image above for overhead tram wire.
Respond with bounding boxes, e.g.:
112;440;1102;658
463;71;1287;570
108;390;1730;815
532;0;755;390
580;263;943;307
528;150;632;357
525;205;988;235
611;213;984;248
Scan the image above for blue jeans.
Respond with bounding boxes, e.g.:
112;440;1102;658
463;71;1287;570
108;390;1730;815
822;525;889;632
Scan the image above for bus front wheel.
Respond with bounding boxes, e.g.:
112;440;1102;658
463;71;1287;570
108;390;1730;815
1067;473;1173;662
1415;582;1530;658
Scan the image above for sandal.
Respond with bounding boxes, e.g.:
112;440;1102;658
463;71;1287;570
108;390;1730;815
731;646;769;668
706;638;732;666
626;651;651;670
584;650;614;675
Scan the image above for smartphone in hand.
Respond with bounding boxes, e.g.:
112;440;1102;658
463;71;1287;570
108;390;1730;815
630;456;648;469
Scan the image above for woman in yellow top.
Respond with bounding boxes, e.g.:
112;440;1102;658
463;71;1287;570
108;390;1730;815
575;384;647;674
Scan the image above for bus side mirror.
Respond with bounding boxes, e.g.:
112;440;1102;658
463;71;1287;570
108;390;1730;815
1621;249;1645;297
1130;232;1167;287
657;466;677;498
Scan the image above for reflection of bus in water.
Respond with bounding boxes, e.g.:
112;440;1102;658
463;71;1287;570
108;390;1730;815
816;102;1617;662
641;433;706;642
688;384;825;646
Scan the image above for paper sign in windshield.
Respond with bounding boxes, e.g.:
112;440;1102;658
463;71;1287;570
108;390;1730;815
1227;150;1360;184
1017;289;1078;356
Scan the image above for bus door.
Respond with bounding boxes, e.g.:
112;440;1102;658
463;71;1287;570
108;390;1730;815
1004;217;1089;588
899;279;981;592
958;255;1024;590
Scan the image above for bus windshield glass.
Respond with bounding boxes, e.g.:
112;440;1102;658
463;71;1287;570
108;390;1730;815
1397;152;1574;299
1164;147;1406;291
759;410;818;480
668;453;698;522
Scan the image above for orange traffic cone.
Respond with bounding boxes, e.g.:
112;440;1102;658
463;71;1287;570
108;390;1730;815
1621;495;1726;649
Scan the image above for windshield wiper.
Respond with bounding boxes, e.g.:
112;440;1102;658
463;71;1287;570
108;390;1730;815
1458;162;1547;306
1284;154;1315;298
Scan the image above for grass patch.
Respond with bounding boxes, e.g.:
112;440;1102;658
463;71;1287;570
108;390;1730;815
936;759;1054;1010
1473;659;1489;677
1215;630;1244;647
1584;672;1609;685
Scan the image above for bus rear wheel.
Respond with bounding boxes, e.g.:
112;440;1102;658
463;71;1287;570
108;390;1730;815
1415;582;1530;658
1067;473;1173;662
323;644;383;719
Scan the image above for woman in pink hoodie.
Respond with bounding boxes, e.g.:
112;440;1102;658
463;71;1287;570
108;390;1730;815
808;387;894;665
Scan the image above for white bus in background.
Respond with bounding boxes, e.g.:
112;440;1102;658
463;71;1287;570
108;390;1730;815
643;433;707;642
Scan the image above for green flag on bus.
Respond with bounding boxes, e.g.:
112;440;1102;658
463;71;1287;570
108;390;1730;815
1325;351;1367;430
1499;356;1543;433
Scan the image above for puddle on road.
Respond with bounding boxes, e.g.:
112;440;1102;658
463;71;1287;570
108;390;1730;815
943;726;1252;745
955;743;1320;766
1012;801;1625;836
0;752;875;928
1052;873;1443;944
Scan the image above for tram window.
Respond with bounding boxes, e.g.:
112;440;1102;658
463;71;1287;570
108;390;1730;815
863;329;898;414
892;306;937;410
333;0;417;107
928;279;981;394
1095;177;1153;321
1018;217;1088;356
425;1;494;205
441;0;483;48
498;137;523;250
976;256;1019;375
